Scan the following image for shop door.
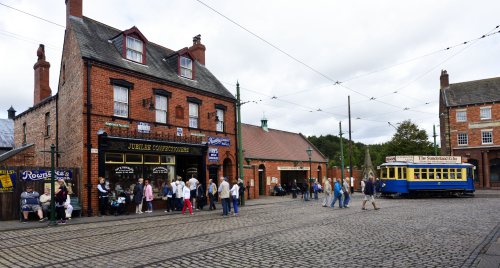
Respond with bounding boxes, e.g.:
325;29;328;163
258;164;266;196
208;165;219;184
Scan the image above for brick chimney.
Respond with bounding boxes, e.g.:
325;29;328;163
188;34;206;65
440;69;449;89
33;44;51;105
65;0;83;27
7;106;16;120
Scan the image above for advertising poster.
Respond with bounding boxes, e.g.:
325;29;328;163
208;147;219;162
0;169;16;192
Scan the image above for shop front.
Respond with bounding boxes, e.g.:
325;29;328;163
98;135;207;202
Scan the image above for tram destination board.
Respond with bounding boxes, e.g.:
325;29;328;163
385;155;462;164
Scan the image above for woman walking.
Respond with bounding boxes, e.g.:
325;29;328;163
144;179;153;213
230;180;240;216
182;181;193;215
133;178;144;214
196;183;205;210
55;179;68;224
322;178;332;207
163;181;174;213
342;177;351;208
207;179;217;210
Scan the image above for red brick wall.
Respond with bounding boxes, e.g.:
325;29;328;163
449;104;500;148
0;146;35;166
327;166;363;191
242;159;327;198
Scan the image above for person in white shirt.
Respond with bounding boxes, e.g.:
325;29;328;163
64;194;73;219
350;177;355;194
181;181;193;215
229;180;240;216
170;179;177;211
188;177;199;209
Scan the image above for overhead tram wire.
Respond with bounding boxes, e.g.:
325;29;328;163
0;29;62;51
0;2;66;28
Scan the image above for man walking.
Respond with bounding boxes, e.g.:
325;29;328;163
362;176;380;211
207;179;217;210
218;177;230;216
188;176;199;209
322;178;332;207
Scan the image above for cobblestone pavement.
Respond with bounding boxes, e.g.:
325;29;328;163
0;195;498;268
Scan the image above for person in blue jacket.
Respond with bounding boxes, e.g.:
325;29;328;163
329;178;343;209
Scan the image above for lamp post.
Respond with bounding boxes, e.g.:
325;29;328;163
306;146;313;198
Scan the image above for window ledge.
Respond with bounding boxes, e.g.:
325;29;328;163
122;57;148;67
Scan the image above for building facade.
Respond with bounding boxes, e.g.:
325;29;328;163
242;119;328;198
439;70;500;189
12;0;238;215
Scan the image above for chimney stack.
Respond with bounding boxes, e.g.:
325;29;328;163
65;0;83;27
440;70;449;89
7;106;16;120
33;44;51;105
188;34;206;65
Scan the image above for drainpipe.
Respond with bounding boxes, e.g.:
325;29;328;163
56;94;59;167
86;60;93;216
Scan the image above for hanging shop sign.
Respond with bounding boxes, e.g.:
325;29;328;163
21;170;73;181
138;122;151;134
0;169;16;192
190;132;206;137
208;147;219;162
177;127;183;137
153;167;169;174
114;166;134;174
207;136;230;147
105;122;129;128
105;138;203;156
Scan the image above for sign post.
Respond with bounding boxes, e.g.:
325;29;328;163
40;144;62;226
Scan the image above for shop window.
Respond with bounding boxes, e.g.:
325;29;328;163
161;155;175;164
482;130;493;144
216;108;224;132
125;154;143;164
480;107;492;120
113;85;129;118
189;102;199;128
456;110;467;122
155;95;168;124
457;133;468;146
144;154;160;164
105;153;124;163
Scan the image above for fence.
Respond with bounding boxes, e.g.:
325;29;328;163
0;166;81;221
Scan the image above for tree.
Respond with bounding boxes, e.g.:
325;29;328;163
385;120;434;156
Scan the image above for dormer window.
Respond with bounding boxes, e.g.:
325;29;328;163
126;36;144;63
180;56;193;79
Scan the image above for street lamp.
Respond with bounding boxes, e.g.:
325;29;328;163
306;146;313;198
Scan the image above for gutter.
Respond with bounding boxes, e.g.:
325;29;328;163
86;60;93;216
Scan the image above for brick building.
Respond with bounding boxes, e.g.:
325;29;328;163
439;70;500;189
12;0;238;215
0;107;15;155
242;119;328;198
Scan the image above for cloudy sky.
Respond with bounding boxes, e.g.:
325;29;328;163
0;0;499;145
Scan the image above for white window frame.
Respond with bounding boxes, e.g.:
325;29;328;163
113;85;129;118
457;133;468;146
216;108;224;132
480;107;492;120
180;56;193;79
126;36;143;63
189;102;199;128
456;110;467;122
155;95;168;124
481;129;493;145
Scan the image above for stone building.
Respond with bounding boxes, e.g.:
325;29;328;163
12;0;238;215
439;70;500;189
242;119;328;198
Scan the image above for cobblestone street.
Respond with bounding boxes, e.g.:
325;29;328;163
0;195;498;268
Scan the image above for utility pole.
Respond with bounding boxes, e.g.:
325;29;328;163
40;144;60;226
236;81;245;206
348;96;353;183
339;122;345;182
433;124;438;156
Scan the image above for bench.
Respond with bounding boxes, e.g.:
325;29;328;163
70;196;82;218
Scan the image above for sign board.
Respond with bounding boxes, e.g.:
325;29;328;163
191;132;206;137
91;148;99;154
266;176;271;186
106;139;203;156
105;122;129;128
152;167;169;174
385;155;462;164
271;177;278;184
207;136;230;147
176;127;183;137
208;147;219;162
114;166;134;174
277;166;310;171
250;179;254;187
21;170;73;181
0;169;16;192
138;122;151;134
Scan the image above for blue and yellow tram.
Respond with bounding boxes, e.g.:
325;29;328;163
379;156;475;196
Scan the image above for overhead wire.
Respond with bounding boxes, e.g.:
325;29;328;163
0;2;66;28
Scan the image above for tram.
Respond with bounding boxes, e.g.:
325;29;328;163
379;156;475;196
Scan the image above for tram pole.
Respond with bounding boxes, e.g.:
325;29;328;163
433;124;438;156
236;81;245;206
339;122;345;182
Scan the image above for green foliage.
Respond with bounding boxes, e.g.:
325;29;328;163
308;120;437;168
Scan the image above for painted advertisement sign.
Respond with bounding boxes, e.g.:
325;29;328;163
208;148;219;162
21;170;73;181
0;169;16;192
207;136;230;147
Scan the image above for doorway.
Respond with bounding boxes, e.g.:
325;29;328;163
258;164;266;196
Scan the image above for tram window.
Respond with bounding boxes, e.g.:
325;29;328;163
421;169;428;179
397;167;406;179
457;169;463;179
442;169;449;179
403;168;407;179
436;168;441;179
414;168;420;179
428;168;435;179
450;169;456;179
389;168;395;179
467;168;473;179
381;167;388;178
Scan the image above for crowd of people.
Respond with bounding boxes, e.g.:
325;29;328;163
321;176;380;210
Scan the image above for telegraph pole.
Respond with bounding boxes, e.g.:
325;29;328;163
236;81;245;206
339;122;345;181
433;124;438;156
348;96;353;182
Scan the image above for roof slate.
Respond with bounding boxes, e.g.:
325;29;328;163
443;76;500;107
0;119;14;148
70;17;235;100
242;124;327;162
